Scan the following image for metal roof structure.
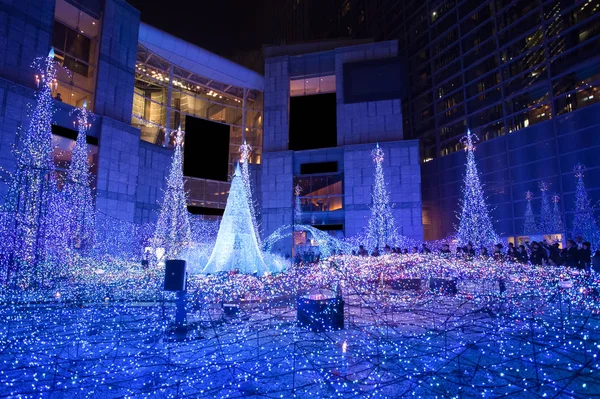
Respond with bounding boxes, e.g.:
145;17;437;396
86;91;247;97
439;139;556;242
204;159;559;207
138;23;264;96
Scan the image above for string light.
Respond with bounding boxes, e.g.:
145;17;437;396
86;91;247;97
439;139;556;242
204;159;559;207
456;130;498;247
204;164;270;274
571;163;600;248
552;193;564;234
239;140;261;245
365;143;398;251
523;190;538;235
153;126;191;260
63;100;96;252
539;180;553;234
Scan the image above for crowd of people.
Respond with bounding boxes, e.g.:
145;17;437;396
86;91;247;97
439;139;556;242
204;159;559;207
352;236;600;272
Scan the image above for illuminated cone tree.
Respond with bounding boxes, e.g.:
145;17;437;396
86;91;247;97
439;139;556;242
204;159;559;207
204;163;268;274
154;127;191;259
551;194;564;234
523;191;538;235
571;163;600;248
538;181;553;234
456;130;498;247
365;143;397;250
293;184;302;227
63;101;95;251
2;49;65;284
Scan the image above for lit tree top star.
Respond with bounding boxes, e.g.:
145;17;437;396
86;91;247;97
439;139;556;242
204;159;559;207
525;190;534;201
239;140;252;164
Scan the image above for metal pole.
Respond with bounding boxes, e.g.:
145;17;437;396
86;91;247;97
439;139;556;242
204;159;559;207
241;88;247;145
164;64;174;147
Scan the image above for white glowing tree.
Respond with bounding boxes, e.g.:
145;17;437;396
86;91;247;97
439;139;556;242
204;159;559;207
456;130;498;247
154;127;191;259
2;49;66;284
294;184;302;227
63;101;95;251
523;191;538;235
551;194;563;234
538;181;553;234
239;140;261;243
365;143;397;250
204;164;268;274
571;163;600;248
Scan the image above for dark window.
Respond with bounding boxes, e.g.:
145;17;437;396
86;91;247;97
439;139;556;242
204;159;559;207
184;115;230;182
52;124;98;145
343;57;406;103
300;161;338;175
187;206;225;216
289;93;337;151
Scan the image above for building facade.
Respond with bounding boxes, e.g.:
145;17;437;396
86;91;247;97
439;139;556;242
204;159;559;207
269;0;600;240
261;40;423;249
0;0;263;224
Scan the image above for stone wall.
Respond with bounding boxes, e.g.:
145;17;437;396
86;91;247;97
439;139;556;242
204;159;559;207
343;140;422;241
260;151;294;241
335;41;403;146
94;0;139;124
134;141;172;224
95;118;140;222
0;0;53;89
263;57;289;153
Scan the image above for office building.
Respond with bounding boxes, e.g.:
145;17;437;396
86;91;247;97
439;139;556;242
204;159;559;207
0;0;263;223
261;39;423;245
270;0;600;240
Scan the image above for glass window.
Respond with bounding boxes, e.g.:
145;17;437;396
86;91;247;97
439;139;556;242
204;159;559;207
293;174;344;212
52;0;99;110
290;75;336;96
52;134;98;190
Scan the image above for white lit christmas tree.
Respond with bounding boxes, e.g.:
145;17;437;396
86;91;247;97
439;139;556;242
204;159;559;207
538;181;553;234
239;140;261;244
63;100;95;251
2;49;65;283
551;193;563;234
294;184;302;227
365;143;397;250
154;126;191;259
523;191;538;235
571;163;600;248
456;130;498;247
204;163;268;274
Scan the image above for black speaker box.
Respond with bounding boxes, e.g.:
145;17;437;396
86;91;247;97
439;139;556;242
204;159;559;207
164;260;186;291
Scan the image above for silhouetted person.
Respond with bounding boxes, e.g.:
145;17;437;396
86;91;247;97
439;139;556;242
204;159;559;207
465;243;475;258
421;244;431;254
493;244;504;261
529;242;548;266
578;241;592;271
517;245;528;263
480;247;489;257
440;244;451;255
507;242;517;261
55;92;63;102
561;239;578;268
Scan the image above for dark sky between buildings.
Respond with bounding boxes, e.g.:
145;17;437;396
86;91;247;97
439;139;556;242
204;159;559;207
127;0;267;59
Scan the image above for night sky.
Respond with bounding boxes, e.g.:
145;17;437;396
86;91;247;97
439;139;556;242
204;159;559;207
126;0;267;59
